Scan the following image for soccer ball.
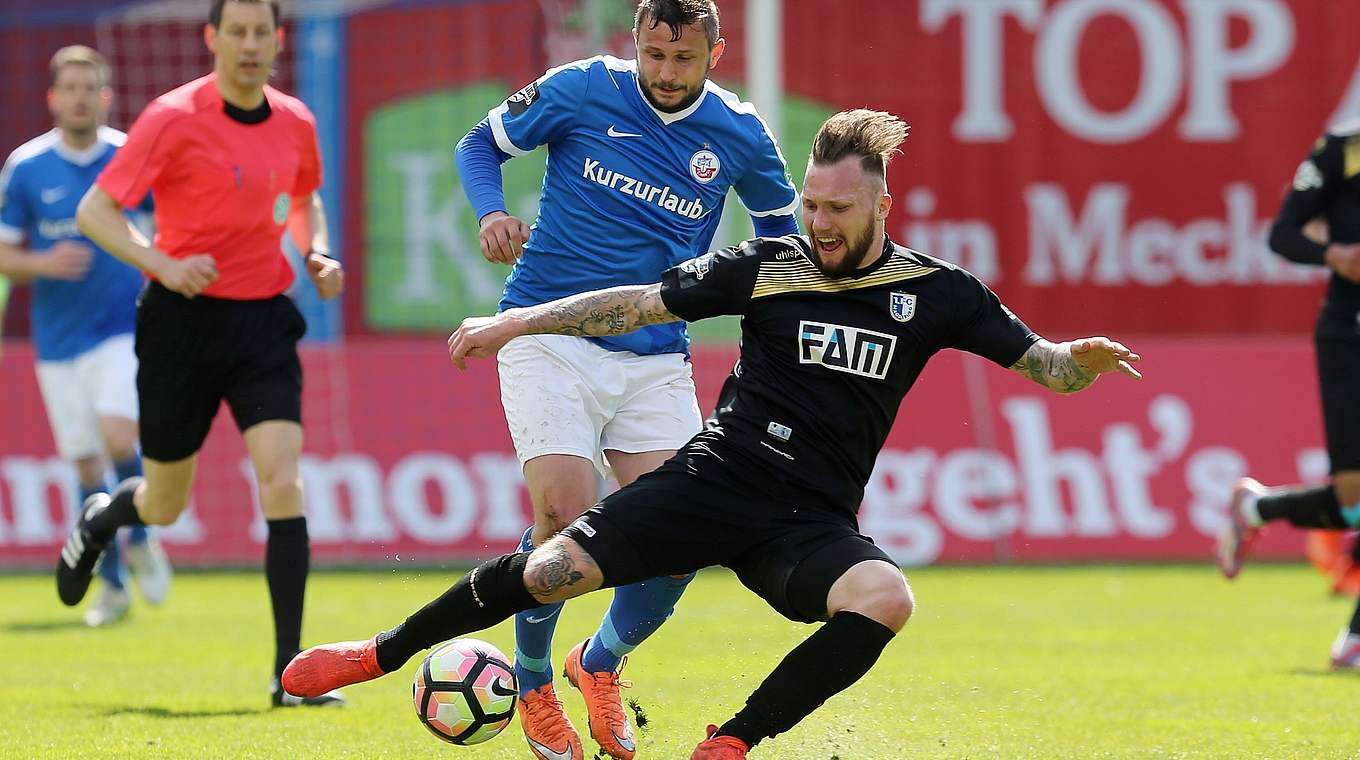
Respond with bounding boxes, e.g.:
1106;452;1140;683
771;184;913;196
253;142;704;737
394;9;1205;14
412;638;518;745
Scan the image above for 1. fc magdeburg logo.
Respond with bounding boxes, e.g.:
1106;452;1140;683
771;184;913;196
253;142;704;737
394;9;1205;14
889;292;916;323
690;149;720;184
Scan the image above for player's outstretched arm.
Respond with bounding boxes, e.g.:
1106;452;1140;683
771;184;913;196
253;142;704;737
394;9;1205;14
1008;337;1142;394
448;284;678;369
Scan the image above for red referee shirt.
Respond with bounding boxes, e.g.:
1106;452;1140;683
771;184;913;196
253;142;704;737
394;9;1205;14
97;73;322;300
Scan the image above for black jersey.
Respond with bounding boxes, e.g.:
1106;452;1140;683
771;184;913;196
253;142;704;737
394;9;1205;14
1269;120;1360;311
659;234;1037;515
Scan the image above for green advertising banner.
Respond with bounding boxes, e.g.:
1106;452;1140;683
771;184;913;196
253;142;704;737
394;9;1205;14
364;83;829;340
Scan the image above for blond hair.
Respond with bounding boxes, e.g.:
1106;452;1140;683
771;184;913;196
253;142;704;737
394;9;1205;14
810;109;910;178
50;45;110;87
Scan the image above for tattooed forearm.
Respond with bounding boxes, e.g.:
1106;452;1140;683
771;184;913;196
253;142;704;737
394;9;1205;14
524;543;592;600
1009;339;1098;394
516;284;679;337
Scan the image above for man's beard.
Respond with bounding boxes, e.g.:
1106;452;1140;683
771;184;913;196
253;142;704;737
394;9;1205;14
809;224;877;277
639;68;707;113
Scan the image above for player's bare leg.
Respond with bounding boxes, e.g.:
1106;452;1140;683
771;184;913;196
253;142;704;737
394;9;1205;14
99;414;171;606
693;561;911;758
517;454;597;760
243;421;343;707
56;454;193;605
567;448;686;760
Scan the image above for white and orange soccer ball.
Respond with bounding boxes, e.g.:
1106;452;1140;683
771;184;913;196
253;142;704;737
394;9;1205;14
412;638;517;745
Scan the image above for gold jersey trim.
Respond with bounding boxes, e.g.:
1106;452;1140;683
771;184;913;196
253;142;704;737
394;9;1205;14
752;251;939;299
1345;135;1360;180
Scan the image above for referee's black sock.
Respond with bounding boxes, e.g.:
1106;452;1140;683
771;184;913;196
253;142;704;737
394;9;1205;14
1257;485;1346;529
715;611;896;748
267;516;309;679
375;552;538;674
85;476;146;544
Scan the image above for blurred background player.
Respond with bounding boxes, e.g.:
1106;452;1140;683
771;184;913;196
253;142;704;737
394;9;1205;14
0;45;170;628
454;1;798;757
54;0;346;706
1218;117;1360;669
285;108;1142;760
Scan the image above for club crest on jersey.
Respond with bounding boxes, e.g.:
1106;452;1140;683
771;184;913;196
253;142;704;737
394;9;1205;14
799;321;896;380
889;292;917;323
272;192;290;225
690;149;720;184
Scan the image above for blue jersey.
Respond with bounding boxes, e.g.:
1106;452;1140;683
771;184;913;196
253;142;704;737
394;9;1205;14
487;55;799;355
0;128;148;361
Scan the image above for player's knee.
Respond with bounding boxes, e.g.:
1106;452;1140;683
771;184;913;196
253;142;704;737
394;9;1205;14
832;564;914;633
533;490;593;534
1335;471;1360;511
258;477;303;519
866;581;914;633
137;494;185;526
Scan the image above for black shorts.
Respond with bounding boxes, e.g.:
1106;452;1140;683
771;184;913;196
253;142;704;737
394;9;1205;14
560;445;894;623
1315;303;1360;473
135;282;306;461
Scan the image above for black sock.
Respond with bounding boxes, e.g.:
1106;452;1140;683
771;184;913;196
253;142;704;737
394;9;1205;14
1350;597;1360;636
267;517;309;678
1257;486;1345;529
715;611;896;748
375;552;537;673
86;476;146;544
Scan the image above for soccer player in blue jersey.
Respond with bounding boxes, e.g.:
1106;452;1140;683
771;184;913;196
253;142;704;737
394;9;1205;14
454;2;798;758
0;46;171;626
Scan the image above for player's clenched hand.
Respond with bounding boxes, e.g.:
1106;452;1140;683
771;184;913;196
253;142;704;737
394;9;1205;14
1325;243;1360;283
306;252;345;300
1071;337;1142;380
157;254;218;298
447;314;521;371
36;241;92;280
478;211;530;265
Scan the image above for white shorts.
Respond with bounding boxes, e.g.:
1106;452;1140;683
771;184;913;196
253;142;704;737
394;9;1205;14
35;333;139;460
497;334;702;477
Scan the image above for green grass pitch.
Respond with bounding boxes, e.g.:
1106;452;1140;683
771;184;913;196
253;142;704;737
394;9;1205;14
4;564;1360;759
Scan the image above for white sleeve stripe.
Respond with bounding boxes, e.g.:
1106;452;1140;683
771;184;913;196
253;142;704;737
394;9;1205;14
0;224;23;244
746;194;801;218
487;103;531;157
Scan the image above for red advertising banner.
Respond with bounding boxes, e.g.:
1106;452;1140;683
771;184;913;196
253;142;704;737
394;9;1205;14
0;338;1324;567
341;0;1360;336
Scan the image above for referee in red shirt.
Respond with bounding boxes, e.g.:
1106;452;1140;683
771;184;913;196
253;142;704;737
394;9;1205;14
60;0;346;707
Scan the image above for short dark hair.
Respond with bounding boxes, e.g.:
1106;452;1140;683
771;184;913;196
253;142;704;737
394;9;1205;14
810;109;911;179
209;0;280;29
633;0;720;49
50;45;110;88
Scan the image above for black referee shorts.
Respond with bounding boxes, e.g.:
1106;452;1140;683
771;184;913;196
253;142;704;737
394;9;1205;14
1315;304;1360;474
560;446;894;624
135;282;306;462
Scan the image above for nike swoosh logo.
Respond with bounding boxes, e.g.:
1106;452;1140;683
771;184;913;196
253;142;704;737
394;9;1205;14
523;608;561;624
525;736;576;760
41;187;67;203
613;729;636;752
607;126;643;138
489;678;517;698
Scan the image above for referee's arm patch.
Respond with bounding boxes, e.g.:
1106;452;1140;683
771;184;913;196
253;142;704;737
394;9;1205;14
506;82;539;117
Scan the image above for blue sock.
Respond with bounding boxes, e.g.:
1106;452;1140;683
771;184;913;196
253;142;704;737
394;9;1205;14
84;484;126;590
582;573;694;674
113;457;149;545
513;526;564;697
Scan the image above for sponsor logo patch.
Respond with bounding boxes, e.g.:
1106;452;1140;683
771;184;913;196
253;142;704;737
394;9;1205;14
1293;159;1323;191
506;82;539;117
799;321;896;380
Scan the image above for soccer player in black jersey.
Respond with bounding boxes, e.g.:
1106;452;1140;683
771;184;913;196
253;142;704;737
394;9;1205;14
1218;118;1360;669
282;110;1141;758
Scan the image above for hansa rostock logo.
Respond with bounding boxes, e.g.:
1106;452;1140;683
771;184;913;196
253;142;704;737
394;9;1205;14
799;321;896;380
